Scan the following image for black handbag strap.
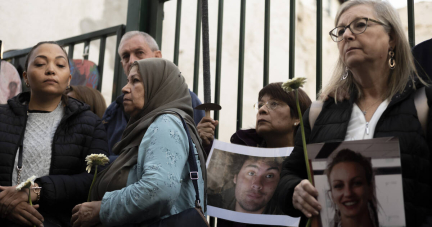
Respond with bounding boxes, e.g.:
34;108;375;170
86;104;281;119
169;111;202;208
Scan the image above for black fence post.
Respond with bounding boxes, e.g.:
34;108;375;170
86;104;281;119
126;0;168;49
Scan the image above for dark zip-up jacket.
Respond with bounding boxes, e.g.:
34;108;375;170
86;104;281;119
0;92;109;226
276;82;432;227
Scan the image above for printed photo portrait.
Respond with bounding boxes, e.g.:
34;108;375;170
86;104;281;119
308;137;405;227
206;139;300;226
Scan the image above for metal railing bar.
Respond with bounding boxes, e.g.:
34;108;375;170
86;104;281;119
289;0;296;79
407;0;415;47
237;0;246;131
97;36;107;92
263;0;270;87
112;25;127;102
83;40;90;60
193;0;202;94
3;25;124;59
58;26;122;46
68;44;75;59
316;0;322;95
174;0;182;65
214;0;224;140
3;47;32;59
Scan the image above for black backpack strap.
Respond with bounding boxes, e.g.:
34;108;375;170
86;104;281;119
169;111;202;208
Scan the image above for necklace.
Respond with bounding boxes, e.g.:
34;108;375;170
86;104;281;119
357;99;382;116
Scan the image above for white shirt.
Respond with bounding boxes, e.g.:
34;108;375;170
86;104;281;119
344;100;389;141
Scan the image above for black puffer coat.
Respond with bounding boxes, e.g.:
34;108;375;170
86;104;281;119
0;92;109;226
276;82;432;227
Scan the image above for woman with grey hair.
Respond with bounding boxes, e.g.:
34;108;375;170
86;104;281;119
276;1;431;226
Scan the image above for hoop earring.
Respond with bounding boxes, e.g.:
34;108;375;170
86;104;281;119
341;67;348;80
389;49;396;69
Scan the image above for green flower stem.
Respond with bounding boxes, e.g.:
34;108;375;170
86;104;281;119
295;89;313;227
28;187;32;206
87;165;98;202
27;188;35;227
295;89;313;182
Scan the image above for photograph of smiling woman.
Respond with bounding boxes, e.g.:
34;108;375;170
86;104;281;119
325;149;379;227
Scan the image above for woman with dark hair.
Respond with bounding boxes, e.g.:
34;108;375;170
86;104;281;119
198;82;311;150
325;149;378;227
66;85;107;118
0;41;109;227
198;82;311;226
71;58;207;226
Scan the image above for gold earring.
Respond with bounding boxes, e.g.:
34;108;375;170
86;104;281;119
389;49;396;69
25;82;30;87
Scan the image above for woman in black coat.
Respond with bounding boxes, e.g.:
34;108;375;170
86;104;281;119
198;82;311;227
276;1;432;226
0;41;109;227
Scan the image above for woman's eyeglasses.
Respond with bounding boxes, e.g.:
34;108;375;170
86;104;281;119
253;100;282;112
329;17;386;42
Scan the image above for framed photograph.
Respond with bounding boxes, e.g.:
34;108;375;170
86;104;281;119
307;137;406;227
206;139;300;226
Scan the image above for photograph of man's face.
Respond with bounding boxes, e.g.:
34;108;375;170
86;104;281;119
206;141;300;226
233;157;281;214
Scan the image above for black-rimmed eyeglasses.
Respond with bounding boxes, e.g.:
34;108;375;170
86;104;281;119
329;18;386;42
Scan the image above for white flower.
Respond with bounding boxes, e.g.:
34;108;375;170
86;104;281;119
282;77;307;92
16;175;36;191
85;154;109;173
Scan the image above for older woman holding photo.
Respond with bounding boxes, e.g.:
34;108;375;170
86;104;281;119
200;83;311;227
276;1;432;226
71;58;207;227
198;82;311;151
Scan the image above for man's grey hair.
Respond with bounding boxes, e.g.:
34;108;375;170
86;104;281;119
118;31;160;54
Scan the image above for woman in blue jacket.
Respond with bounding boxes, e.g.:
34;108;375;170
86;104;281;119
71;58;207;226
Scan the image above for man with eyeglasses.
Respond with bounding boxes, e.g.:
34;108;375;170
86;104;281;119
102;31;204;152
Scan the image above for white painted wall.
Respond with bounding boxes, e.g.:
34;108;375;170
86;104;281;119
0;0;128;104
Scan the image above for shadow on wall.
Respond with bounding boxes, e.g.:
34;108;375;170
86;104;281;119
79;0;128;103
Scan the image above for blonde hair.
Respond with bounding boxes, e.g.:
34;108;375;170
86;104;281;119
320;0;427;101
